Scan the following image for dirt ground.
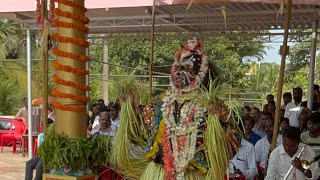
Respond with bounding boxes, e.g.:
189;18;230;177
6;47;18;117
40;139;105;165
0;147;29;180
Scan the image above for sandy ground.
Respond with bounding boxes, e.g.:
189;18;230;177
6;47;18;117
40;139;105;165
0;147;29;180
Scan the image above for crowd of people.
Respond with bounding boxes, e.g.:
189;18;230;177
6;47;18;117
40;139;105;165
236;85;320;179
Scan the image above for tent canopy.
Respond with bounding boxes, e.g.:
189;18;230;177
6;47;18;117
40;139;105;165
0;0;319;33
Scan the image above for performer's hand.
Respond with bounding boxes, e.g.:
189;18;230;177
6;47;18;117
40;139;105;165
292;157;304;172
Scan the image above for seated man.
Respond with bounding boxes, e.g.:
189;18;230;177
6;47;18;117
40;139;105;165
25;123;54;180
243;116;261;145
265;126;320;179
301;112;320;158
252;111;272;138
255;117;282;178
91;110;116;137
229;136;258;179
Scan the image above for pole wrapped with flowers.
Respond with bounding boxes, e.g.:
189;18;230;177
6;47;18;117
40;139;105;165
51;0;90;137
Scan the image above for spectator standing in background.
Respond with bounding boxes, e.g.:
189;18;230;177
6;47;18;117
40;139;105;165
15;97;29;126
301;84;320;111
284;87;303;128
263;94;274;111
281;92;292;110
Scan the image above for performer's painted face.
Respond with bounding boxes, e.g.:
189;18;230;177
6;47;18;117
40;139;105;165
171;50;201;90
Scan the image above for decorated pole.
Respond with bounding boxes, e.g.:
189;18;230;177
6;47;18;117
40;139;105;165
52;0;90;138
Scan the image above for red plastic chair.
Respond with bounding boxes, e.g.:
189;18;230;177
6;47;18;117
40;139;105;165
1;120;26;154
0;120;15;152
12;120;27;154
33;138;38;156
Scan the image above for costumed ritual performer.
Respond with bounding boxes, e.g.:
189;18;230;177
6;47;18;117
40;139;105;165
110;38;242;180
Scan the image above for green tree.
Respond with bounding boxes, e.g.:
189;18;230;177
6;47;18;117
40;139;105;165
0;79;19;115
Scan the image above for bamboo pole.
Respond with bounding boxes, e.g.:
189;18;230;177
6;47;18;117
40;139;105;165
271;0;292;150
41;0;48;134
149;0;156;101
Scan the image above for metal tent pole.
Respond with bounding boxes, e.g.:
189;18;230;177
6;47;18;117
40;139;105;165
271;0;292;151
27;29;33;159
307;11;318;110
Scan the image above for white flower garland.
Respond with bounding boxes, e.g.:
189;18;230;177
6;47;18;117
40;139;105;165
162;92;206;180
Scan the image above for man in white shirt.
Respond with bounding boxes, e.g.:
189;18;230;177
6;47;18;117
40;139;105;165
108;102;120;131
229;138;258;180
265;126;320;180
255;117;282;177
285;87;303;128
91;111;116;137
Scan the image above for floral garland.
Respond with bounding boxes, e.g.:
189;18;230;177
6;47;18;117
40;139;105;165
52;74;91;92
53;8;89;24
51;88;91;103
162;123;175;180
53;0;87;12
52;102;85;112
53;60;89;76
49;0;55;22
161;92;206;180
54;33;89;47
53;48;90;62
52;0;89;112
36;0;43;25
52;20;89;33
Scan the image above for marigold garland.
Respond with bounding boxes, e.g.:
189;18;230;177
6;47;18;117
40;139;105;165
52;102;85;112
52;0;90;112
54;33;89;47
54;8;89;24
53;0;87;12
36;0;43;25
52;74;91;91
53;48;90;62
51;88;91;103
52;20;89;33
49;0;55;22
53;60;89;76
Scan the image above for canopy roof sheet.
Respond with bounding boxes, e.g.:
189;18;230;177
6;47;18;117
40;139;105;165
0;0;319;33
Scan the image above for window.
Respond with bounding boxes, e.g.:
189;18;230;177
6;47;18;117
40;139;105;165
0;120;10;130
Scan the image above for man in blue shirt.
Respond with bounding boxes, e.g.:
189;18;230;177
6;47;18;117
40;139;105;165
243;116;261;145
